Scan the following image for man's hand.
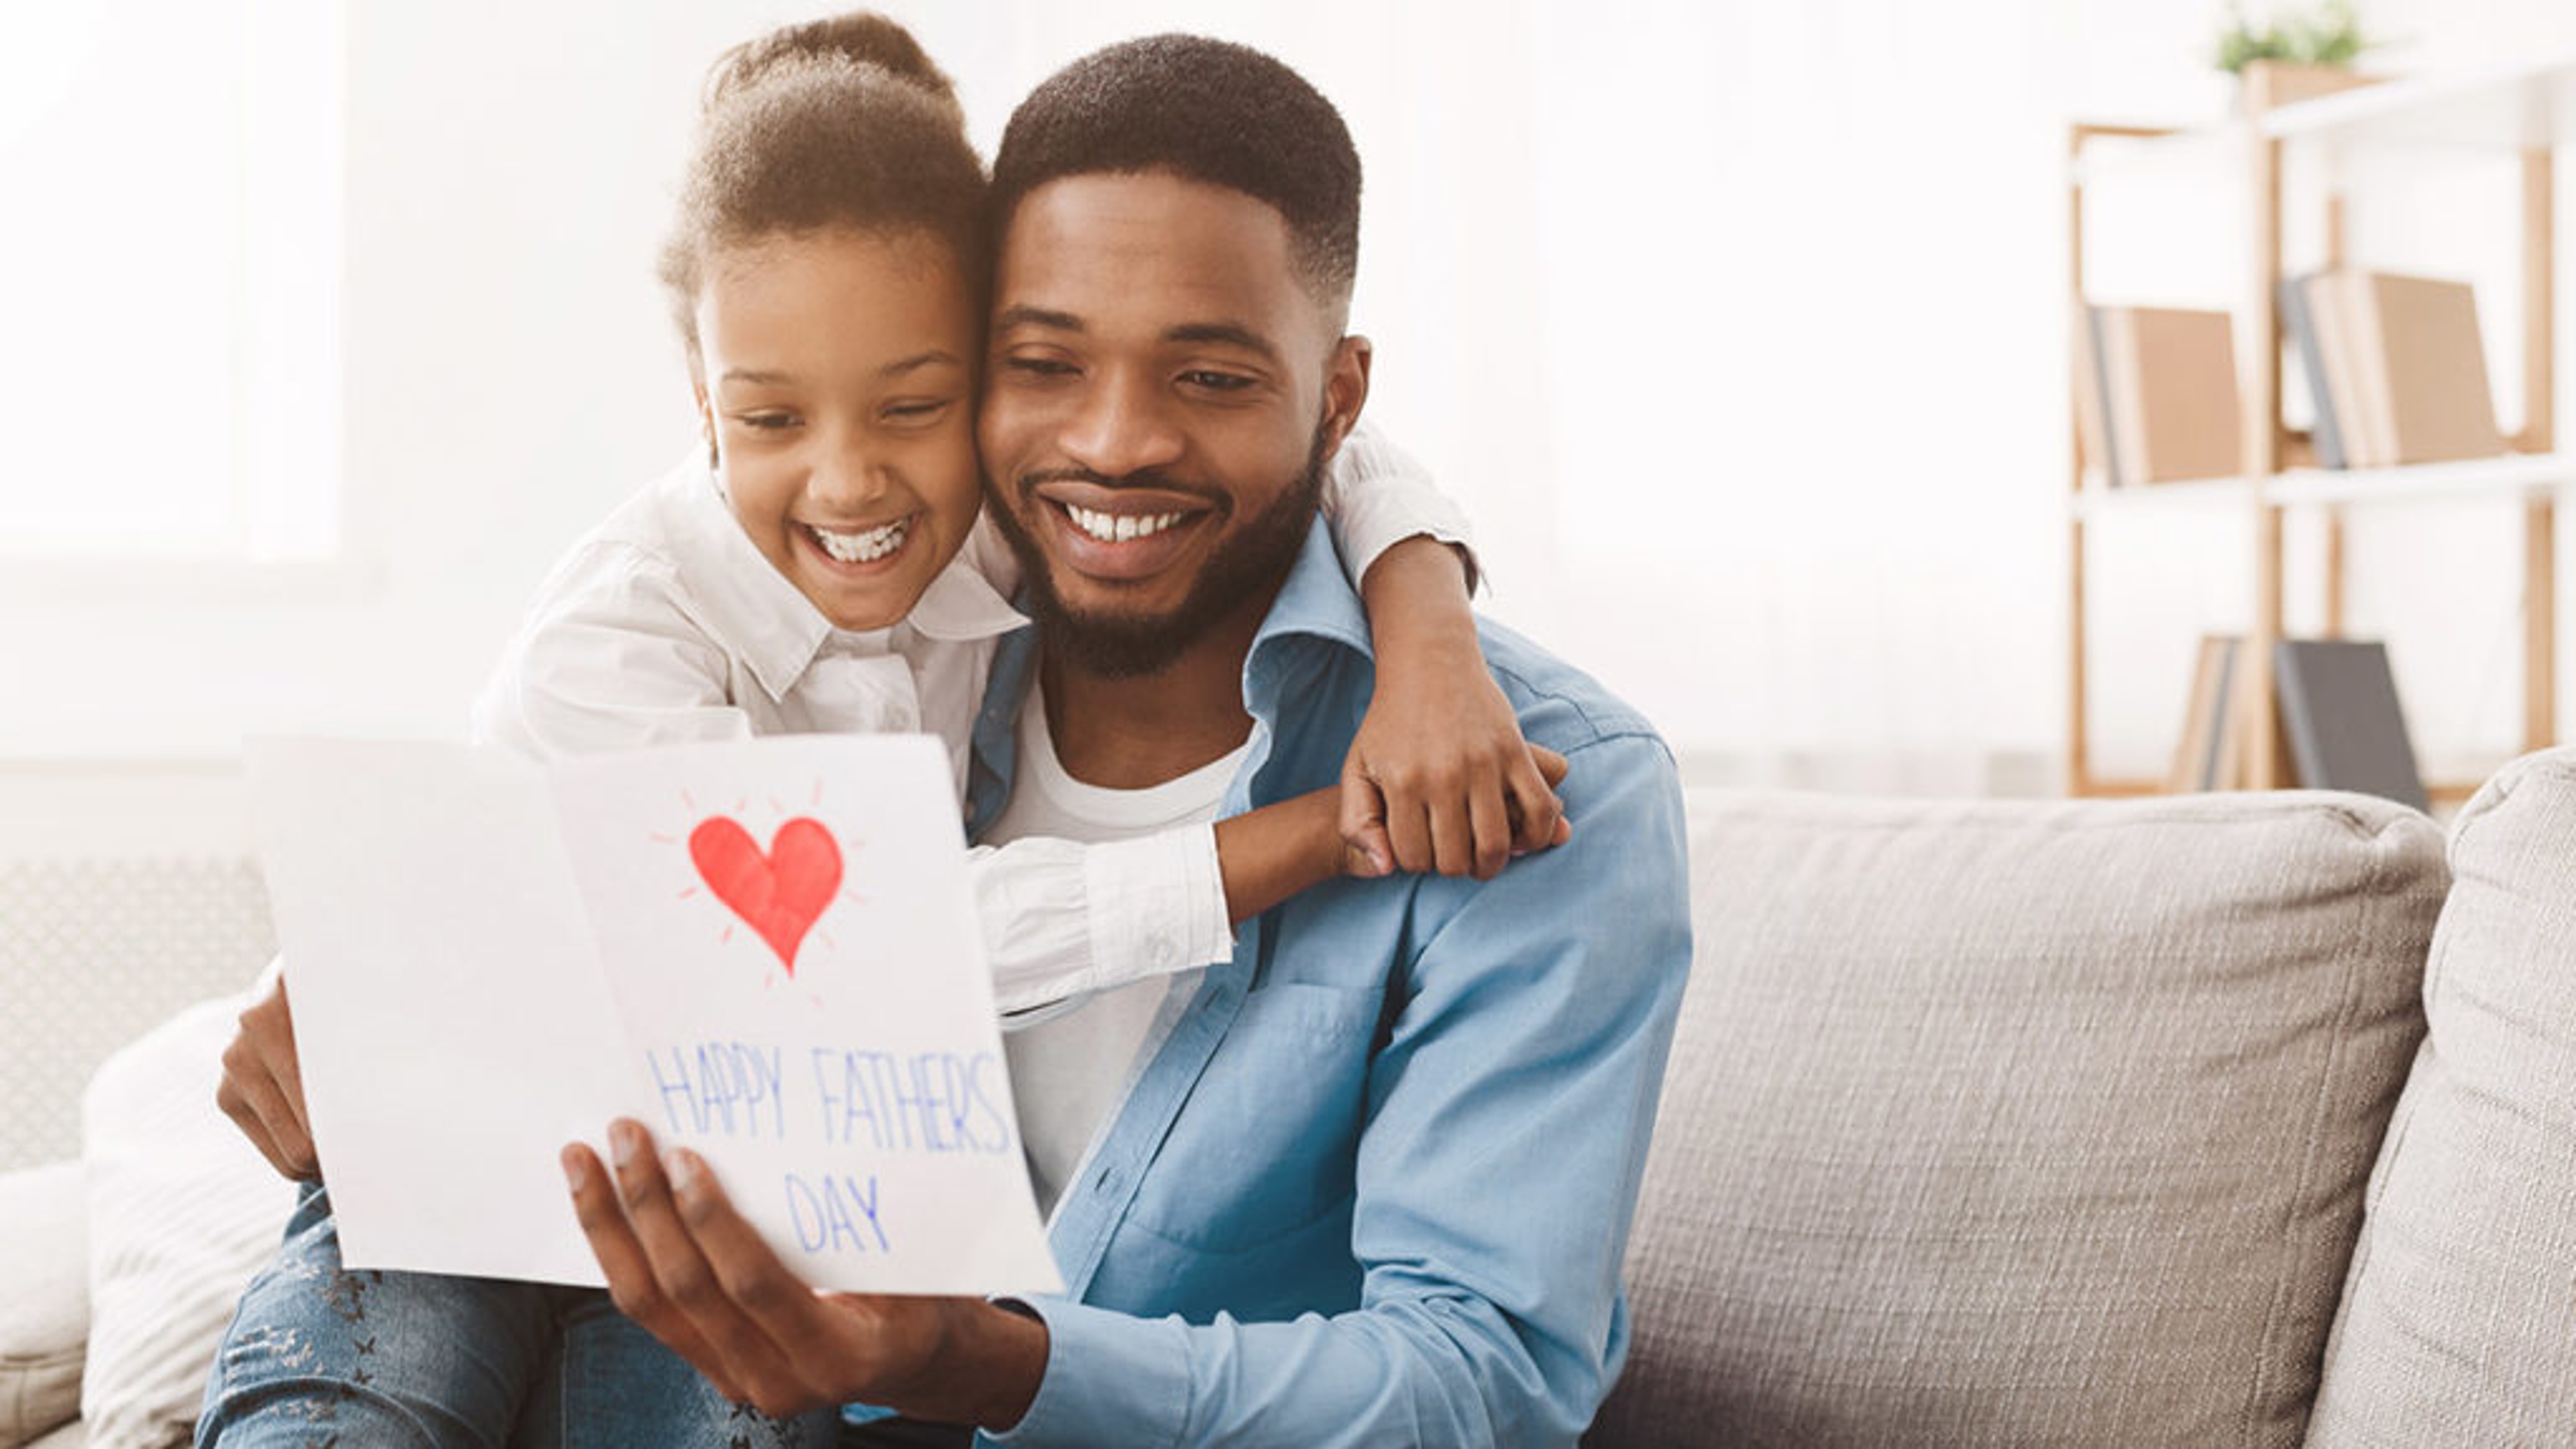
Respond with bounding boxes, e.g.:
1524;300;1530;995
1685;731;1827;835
564;1119;1048;1429
216;971;319;1180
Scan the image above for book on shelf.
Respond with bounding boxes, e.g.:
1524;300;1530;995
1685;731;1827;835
2167;635;2242;793
2277;277;2345;469
2285;270;2506;469
2074;309;2114;483
2273;639;2429;812
2082;305;2241;486
2168;635;2428;808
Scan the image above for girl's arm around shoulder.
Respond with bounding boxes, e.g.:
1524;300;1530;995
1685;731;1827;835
1325;421;1570;883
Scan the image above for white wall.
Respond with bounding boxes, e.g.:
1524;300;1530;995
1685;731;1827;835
5;0;2573;851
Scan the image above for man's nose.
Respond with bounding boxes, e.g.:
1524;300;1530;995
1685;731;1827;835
1060;368;1183;480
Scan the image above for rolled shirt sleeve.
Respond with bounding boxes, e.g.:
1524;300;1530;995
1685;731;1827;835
1321;421;1482;594
975;824;1234;1021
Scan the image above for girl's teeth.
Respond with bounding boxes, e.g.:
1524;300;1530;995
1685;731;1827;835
811;518;909;563
1066;505;1185;543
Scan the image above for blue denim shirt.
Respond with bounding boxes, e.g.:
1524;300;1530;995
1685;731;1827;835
963;519;1692;1448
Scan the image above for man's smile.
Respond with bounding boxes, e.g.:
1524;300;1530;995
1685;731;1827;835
1026;477;1221;582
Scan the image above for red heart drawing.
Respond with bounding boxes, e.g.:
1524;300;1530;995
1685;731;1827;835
688;815;843;974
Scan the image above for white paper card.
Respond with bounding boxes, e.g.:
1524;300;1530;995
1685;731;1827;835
246;734;1061;1296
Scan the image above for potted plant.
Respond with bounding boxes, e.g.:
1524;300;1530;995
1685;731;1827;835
2214;0;2375;109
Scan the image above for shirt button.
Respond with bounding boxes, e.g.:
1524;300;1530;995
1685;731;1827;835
1096;1165;1123;1193
1150;935;1175;967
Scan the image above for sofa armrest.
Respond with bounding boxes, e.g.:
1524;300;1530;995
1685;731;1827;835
0;1161;88;1449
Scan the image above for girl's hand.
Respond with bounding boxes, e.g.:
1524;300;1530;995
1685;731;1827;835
217;972;320;1181
1344;535;1571;881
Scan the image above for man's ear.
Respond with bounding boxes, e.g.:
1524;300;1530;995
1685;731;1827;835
1318;335;1373;458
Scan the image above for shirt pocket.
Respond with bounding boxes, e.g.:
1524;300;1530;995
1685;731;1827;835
1120;979;1381;1255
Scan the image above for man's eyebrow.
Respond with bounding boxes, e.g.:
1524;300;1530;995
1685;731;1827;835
992;305;1083;334
1165;322;1281;364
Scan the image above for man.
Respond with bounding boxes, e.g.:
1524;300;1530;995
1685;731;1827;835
565;34;1694;1447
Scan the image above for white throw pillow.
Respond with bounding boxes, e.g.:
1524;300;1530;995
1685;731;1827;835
0;1160;89;1448
81;996;298;1449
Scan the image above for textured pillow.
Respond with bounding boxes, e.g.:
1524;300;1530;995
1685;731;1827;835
1593;790;2447;1448
2308;748;2576;1445
0;1161;88;1448
82;996;299;1449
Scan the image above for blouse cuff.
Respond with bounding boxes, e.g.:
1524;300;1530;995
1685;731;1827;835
1325;424;1481;594
1081;825;1235;994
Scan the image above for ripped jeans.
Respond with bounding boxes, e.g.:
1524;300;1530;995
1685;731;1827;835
196;1181;842;1449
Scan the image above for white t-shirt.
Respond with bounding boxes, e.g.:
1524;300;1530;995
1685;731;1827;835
987;684;1246;1220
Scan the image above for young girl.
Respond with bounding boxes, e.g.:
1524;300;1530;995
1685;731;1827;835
203;13;1558;1448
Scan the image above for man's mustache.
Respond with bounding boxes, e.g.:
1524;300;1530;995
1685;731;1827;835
1010;466;1233;515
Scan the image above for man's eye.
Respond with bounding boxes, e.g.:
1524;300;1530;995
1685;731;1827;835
1000;356;1077;379
1181;370;1256;393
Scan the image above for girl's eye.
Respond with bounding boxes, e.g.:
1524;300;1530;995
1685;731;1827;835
883;399;955;425
733;411;798;432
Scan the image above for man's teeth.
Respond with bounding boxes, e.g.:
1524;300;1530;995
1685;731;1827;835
1065;504;1187;543
810;518;909;564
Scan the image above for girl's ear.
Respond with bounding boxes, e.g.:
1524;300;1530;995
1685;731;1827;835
691;376;717;470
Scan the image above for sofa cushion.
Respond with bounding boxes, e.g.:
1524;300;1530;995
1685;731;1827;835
1591;790;2446;1448
0;1161;87;1449
2307;747;2576;1445
81;996;298;1449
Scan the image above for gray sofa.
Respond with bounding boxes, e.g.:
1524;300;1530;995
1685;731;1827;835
8;750;2573;1446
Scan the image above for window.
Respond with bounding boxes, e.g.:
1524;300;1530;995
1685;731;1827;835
0;0;342;558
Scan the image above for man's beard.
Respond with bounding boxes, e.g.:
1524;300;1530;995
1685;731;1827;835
987;418;1330;680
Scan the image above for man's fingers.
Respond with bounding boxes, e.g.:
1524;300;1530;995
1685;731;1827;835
563;1142;746;1403
665;1148;833;1345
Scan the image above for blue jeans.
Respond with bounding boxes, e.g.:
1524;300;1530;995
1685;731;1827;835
198;1181;843;1448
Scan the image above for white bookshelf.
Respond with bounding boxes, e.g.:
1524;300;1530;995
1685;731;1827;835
2068;53;2566;798
2070;450;2576;519
2262;50;2576;153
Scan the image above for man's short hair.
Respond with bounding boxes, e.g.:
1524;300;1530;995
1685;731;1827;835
990;34;1361;317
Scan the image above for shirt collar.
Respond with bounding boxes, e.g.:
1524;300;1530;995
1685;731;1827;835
1246;517;1375;676
904;551;1030;643
659;459;1026;704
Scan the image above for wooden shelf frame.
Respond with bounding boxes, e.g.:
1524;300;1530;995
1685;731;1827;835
2068;58;2565;800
